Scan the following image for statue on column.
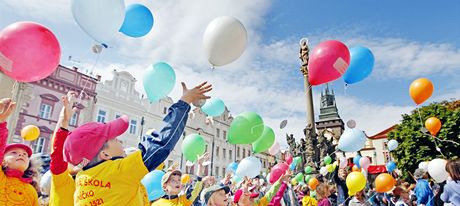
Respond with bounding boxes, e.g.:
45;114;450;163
303;124;317;169
286;133;298;157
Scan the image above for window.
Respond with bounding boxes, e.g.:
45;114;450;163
129;120;137;135
223;148;226;158
243;148;246;158
39;104;52;119
97;110;106;123
223;131;227;139
237;147;240;158
115;114;121;119
163;107;167;114
70;112;78;126
216;146;220;157
248;150;251;157
229;150;232;160
222;168;226;176
216;128;220;138
168;160;174;168
34;137;45;153
215;167;219;177
205;144;208;152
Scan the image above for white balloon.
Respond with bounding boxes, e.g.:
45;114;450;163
40;170;52;196
236;156;262;178
320;167;328;176
71;0;125;44
428;158;448;183
418;161;428;171
346;120;356;129
338;128;367;152
387;140;399;151
203;16;247;66
339;156;348;168
268;142;280;156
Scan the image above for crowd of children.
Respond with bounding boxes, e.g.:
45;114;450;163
1;81;459;206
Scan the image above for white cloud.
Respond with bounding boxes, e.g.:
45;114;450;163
0;0;72;23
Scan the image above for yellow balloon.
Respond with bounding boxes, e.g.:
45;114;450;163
21;125;40;141
145;129;156;136
346;171;366;196
155;162;165;170
181;174;191;184
326;164;334;173
291;178;298;186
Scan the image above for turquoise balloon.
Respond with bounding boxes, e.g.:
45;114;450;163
143;62;176;102
201;98;225;116
227;112;264;144
252;126;275;153
141;170;165;201
181;134;206;162
343;46;374;84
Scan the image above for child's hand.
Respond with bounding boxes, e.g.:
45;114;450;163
281;170;292;182
0;98;16;123
197;152;210;166
59;91;78;128
180;82;212;104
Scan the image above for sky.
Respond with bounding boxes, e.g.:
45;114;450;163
1;0;459;148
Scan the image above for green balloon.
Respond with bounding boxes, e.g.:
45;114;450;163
252;126;275;153
295;173;304;182
305;174;311;183
227;112;264;144
181;134;206;162
305;166;313;174
324;155;332;165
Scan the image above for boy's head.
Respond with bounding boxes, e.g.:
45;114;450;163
2;143;32;172
162;169;183;195
63;115;129;166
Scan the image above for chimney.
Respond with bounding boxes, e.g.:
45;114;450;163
73;66;78;71
96;75;102;82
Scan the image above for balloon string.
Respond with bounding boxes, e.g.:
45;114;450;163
77;51;101;105
10;81;18;101
433;140;446;157
284;84;313;125
344;84;348;96
416;108;424;129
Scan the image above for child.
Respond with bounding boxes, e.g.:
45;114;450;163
0;98;39;205
316;184;331;206
63;82;212;205
302;187;317;206
49;91;80;206
152;152;209;205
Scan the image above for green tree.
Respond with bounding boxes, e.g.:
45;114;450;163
388;100;460;182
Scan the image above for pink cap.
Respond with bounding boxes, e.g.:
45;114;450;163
233;189;259;203
64;115;129;165
5;143;33;157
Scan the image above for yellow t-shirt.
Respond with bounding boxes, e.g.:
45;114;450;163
302;196;318;206
74;150;150;206
0;168;39;206
151;195;192;206
49;169;75;206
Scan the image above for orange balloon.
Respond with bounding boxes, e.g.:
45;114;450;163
308;177;319;190
409;78;434;105
425;117;442;136
375;173;396;193
352;165;361;172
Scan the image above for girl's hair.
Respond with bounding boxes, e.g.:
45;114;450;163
446;158;460;182
316;183;330;200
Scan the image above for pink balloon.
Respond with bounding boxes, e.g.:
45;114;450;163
359;156;371;170
308;40;350;85
0;22;61;82
285;154;293;165
269;163;289;184
268;142;280;156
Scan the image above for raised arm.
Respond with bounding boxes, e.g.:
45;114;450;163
0;98;16;161
139;82;212;171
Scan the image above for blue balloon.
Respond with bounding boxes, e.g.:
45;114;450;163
141;170;165;201
353;155;362;168
343;46;374;84
386;161;397;173
202;98;226;116
338;128;367;152
227;162;238;174
119;4;154;37
143;62;176;102
289;162;296;171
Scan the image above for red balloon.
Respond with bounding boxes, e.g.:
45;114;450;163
269;163;289;184
285;154;293;165
308;40;350;85
0;22;61;82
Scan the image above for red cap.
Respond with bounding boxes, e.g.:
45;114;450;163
63;115;129;165
5;143;33;157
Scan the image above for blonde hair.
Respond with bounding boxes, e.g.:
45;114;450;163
316;183;330;200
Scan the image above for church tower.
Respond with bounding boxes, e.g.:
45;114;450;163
315;84;344;141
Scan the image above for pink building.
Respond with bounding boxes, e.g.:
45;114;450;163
11;65;99;154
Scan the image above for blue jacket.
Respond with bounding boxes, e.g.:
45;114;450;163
414;179;434;206
139;100;190;171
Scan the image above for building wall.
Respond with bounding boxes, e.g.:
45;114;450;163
0;65;98;154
